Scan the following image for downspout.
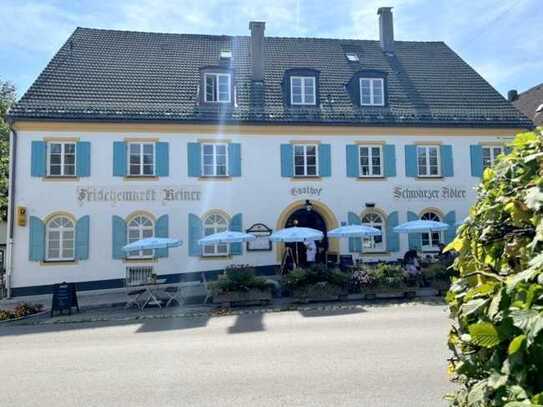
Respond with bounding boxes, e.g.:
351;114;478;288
5;120;17;298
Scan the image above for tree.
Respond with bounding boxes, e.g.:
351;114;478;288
446;129;543;406
0;80;16;221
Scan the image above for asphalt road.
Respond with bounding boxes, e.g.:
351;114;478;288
0;303;452;407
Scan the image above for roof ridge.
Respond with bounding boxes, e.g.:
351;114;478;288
518;82;543;96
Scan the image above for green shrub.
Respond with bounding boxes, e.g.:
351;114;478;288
446;130;543;406
209;265;272;295
374;263;406;289
283;264;350;291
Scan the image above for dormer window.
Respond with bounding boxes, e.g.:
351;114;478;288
345;52;359;62
204;73;231;103
360;78;384;106
220;50;232;60
290;76;316;105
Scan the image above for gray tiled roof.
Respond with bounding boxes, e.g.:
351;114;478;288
513;83;543;126
8;27;532;128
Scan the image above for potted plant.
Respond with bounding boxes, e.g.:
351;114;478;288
283;264;350;303
369;263;409;299
210;265;273;307
423;262;452;295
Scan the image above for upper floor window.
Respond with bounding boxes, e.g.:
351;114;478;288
420;211;442;251
290;76;316;105
202;213;229;256
417;145;441;177
482;145;504;169
361;211;385;252
46;216;75;261
294;144;318;177
202;143;228;177
205;73;231;103
127;215;154;258
359;145;383;177
128;143;154;176
360;78;384;106
48;142;76;176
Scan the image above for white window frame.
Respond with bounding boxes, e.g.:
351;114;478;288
293;144;319;177
358;145;383;177
361;211;386;252
127;142;155;177
359;78;385;106
127;215;155;259
416;145;441;177
482;145;504;169
204;73;231;103
47;142;77;177
202;213;229;257
420;211;443;252
290;76;316;106
46;216;75;261
201;143;229;177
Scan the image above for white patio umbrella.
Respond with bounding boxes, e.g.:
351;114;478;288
270;227;324;267
198;231;256;246
122;237;183;252
393;220;449;233
328;225;382;238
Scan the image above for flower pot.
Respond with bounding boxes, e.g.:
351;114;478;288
212;288;272;307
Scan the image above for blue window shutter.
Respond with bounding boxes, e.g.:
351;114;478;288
188;213;203;256
405;145;417;177
346;144;359;177
348;211;362;253
113;142;127;177
229;213;243;255
444;211;457;244
155;214;169;258
318;144;331;177
280;144;293;177
407;211;421;250
386;211;399;252
228;143;242;177
187;143;202;177
112;215;127;259
29;216;45;261
155;142;169;177
441;145;454;177
75;215;90;260
31;141;46;177
76;142;91;177
383;144;396;177
470;145;483;177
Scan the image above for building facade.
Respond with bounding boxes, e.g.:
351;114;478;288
6;8;530;296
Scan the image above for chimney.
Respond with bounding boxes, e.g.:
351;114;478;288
249;21;265;82
508;89;519;102
377;7;394;53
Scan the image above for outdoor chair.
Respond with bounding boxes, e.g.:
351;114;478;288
124;266;154;310
339;254;354;271
163;285;183;307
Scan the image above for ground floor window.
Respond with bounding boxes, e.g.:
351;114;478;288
361;211;385;251
46;216;75;261
202;213;229;256
420;211;442;250
127;215;154;258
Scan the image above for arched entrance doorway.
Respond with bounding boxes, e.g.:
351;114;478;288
285;207;328;266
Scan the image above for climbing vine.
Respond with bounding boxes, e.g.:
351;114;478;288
446;129;543;406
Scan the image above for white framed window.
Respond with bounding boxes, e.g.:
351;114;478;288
202;213;229;256
47;142;76;176
202;143;228;177
420;211;442;251
290;76;316;105
128;143;154;176
359;145;383;177
361;211;385;252
359;78;384;106
127;215;154;259
482;145;504;169
205;73;231;103
293;144;318;177
46;216;75;261
417;145;441;177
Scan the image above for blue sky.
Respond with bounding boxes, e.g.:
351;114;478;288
1;0;541;100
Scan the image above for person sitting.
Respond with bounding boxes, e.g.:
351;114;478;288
403;249;421;275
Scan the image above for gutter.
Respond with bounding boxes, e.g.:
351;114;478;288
5;120;17;298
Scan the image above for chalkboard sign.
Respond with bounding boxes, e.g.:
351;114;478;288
50;282;79;317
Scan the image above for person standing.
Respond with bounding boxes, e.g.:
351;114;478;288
305;240;317;266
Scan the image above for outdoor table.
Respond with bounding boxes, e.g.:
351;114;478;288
128;279;182;310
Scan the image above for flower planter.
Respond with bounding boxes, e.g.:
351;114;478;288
0;309;48;324
431;281;451;296
213;288;272;308
363;288;411;300
291;283;347;303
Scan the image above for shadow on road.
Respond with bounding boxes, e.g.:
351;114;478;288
298;307;367;318
227;313;265;334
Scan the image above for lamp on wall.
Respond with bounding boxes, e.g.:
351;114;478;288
305;200;313;212
365;202;375;208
